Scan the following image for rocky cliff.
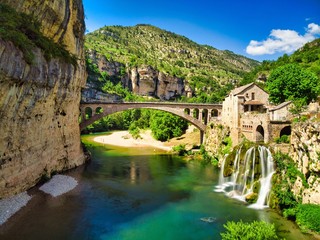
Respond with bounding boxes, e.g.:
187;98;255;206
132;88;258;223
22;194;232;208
0;0;87;198
84;51;187;101
290;121;320;204
84;24;259;102
203;122;231;164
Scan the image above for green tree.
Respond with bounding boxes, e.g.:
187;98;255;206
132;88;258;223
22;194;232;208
150;111;188;141
266;64;320;104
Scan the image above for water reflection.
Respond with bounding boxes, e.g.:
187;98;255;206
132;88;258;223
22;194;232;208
0;137;314;240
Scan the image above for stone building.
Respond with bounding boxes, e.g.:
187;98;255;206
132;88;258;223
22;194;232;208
269;101;292;121
221;83;292;145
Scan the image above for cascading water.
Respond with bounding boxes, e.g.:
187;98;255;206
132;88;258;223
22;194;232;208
214;145;275;209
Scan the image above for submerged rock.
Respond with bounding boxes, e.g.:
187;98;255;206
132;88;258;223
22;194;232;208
0;192;31;225
39;175;78;197
200;217;217;223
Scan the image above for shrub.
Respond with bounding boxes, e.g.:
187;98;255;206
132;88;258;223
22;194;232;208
283;207;297;220
271;152;304;210
296;204;320;233
221;220;280;240
172;144;188;156
222;136;232;155
274;135;290;144
129;125;141;139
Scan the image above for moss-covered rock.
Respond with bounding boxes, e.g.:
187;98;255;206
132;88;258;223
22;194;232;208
245;192;258;203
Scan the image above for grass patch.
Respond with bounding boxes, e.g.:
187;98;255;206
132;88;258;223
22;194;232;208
296;204;320;233
221;220;280;240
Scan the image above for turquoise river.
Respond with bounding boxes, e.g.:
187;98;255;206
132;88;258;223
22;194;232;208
0;134;314;240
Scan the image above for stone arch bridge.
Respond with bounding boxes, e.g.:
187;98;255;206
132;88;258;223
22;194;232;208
80;102;222;143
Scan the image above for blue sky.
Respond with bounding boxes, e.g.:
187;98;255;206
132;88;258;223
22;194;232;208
83;0;320;62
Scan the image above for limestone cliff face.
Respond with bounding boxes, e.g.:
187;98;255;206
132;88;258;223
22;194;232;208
0;0;86;198
203;123;230;164
87;52;188;101
290;121;320;204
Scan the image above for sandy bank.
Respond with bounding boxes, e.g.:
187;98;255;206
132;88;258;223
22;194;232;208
94;130;172;151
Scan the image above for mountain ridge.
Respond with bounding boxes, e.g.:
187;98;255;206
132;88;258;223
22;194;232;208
84;24;260;101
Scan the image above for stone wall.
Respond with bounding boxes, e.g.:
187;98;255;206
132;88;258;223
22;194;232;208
240;112;270;143
0;0;87;198
269;122;291;141
290;121;320;204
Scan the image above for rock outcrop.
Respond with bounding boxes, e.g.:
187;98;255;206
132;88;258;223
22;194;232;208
86;52;189;101
290;121;320;204
203;122;230;164
0;0;87;198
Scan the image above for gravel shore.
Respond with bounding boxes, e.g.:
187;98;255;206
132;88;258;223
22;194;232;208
0;192;31;225
39;174;78;197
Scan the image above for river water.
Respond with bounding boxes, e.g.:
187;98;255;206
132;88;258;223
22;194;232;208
0;134;314;240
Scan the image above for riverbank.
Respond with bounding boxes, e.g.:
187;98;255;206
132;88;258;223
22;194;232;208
94;130;172;151
93;128;200;151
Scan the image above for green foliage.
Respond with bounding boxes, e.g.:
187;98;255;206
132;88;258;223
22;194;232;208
150;111;188;141
283;207;297;220
274;135;290;144
292;115;309;123
295;204;320;233
0;3;77;65
241;39;320;87
129;124;141;139
172;144;189;156
266;64;320;104
271;152;309;212
221;136;232;155
84;109;187;142
199;145;218;166
221;220;280;240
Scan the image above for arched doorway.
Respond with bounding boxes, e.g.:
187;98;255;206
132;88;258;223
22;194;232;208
280;126;291;137
256;125;264;142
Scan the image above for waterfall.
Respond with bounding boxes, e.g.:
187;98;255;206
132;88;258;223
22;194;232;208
214;145;274;209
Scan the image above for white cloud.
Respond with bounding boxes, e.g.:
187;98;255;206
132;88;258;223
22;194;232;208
246;23;320;56
307;23;320;35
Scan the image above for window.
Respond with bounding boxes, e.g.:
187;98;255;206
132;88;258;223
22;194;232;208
251;92;255;100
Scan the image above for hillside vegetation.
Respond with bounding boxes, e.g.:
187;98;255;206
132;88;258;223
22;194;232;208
242;38;320;86
85;24;259;102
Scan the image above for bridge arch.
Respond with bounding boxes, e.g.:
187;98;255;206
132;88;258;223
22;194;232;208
79;102;223;143
80;105;206;132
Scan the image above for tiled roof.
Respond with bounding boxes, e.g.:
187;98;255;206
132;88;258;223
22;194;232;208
230;83;255;96
269;101;292;111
